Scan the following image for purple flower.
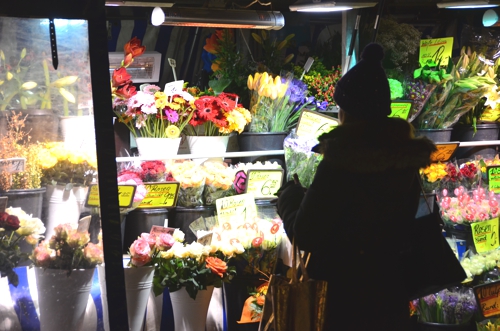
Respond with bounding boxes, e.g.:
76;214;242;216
287;78;308;103
316;100;329;111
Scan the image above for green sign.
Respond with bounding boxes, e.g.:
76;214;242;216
86;184;136;208
138;182;180;208
296;109;339;138
488;166;500;193
419;37;453;67
471;218;499;253
389;101;412;120
245;169;284;199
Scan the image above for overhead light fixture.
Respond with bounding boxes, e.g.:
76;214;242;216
105;1;174;7
483;8;500;26
289;1;378;12
153;8;284;30
437;1;499;9
151;6;165;26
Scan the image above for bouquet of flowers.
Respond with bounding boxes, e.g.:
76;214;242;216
37;141;97;187
283;130;322;188
127;229;185;268
460;249;500;282
411;288;477;325
151;230;238;299
32;223;103;275
420;162;448;193
168;160;206;207
202;161;236;205
437;185;500;225
185;91;251;136
117;168;147;214
0;207;45;286
247;71;315;133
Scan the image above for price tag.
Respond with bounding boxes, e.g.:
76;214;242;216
389;101;412;120
138;182;179;208
86;184;136;208
429;142;459;163
471;218;499;253
0;158;25;173
216;193;257;224
488;166;500;193
296;109;339;139
150;225;176;237
419;37;453;67
474;280;500;319
245;169;284;199
197;232;213;245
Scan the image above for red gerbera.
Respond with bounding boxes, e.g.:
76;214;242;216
211;112;228;129
218;92;238;111
189;111;205;126
194;96;220;121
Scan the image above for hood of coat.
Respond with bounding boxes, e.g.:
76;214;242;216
313;117;436;174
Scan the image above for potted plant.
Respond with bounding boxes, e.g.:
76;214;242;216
31;222;103;331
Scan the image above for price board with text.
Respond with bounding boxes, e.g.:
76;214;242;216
245;169;284;199
138;182;180;208
296;109;339;138
86;184;136;208
474;280;500;319
429;142;459;163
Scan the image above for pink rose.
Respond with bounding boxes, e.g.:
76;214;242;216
129;238;152;267
156;233;175;250
140;233;157;248
33;242;53;268
83;243;104;265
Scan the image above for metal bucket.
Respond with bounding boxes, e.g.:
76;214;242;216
415;128;453;143
237;132;287;166
0;187;46;218
451;123;500;159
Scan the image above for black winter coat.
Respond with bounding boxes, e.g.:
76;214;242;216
277;117;436;331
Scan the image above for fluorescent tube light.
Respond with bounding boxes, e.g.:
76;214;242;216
289;1;377;12
437;1;499;9
105;1;174;6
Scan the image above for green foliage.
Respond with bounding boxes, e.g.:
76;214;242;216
251;31;295;75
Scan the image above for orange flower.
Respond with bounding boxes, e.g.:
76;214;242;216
204;33;218;55
124;36;146;58
206;256;227;277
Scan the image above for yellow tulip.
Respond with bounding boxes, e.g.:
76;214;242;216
6;72;13;80
261;72;269;86
278;84;288;98
267;75;275;86
274;75;281;86
258;83;267;96
270;88;278;100
59;87;76;103
21;81;37;90
247;75;254;90
51;75;78;87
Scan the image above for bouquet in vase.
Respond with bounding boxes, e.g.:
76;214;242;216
0;207;45;286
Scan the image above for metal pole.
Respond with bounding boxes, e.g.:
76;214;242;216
344;10;361;74
372;0;386;42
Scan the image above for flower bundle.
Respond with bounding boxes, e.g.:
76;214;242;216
412;288;477;325
150;231;238;299
405;79;437;122
420;162;448;193
127;229;185;268
168;160;206;207
37;141;97;187
437;185;500;225
32;223;103;275
202;161;236;205
283;130;322;188
117;168;147;214
186;91;251;136
136;160;166;182
460;249;500;281
0;207;45;286
247;72;314;133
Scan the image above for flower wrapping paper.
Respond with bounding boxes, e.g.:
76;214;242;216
283;130;322;188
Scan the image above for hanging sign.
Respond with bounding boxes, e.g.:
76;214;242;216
419;37;454;67
471;217;500;253
0;158;25;173
216;193;257;224
389;101;412;120
474;280;500;319
245;169;284;199
138;182;180;208
488;166;500;193
429;142;460;163
86;184;136;208
296;109;339;139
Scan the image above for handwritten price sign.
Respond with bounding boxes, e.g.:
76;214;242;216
138;182;180;208
0;158;25;173
296;109;339;138
86;184;136;208
474;280;500;319
419;37;453;67
389;101;412;120
245;169;284;199
430;142;459;163
471;218;499;253
488;166;500;193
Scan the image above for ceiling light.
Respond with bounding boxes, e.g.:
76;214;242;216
156;8;284;30
289;1;378;12
437;1;499;9
105;1;174;7
151;7;165;26
483;8;500;26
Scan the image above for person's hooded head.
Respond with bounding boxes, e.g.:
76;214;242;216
334;43;391;120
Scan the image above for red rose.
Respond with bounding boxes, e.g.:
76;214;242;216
0;214;20;231
112;67;132;87
0;212;8;223
124;37;146;58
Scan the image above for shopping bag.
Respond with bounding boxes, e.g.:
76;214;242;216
258;241;328;331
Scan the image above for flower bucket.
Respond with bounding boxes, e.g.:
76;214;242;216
169;286;214;331
0;187;46;219
43;184;89;239
35;267;94;331
98;264;154;331
237;132;287;165
417;320;475;331
135;137;181;160
451;123;500;159
415;128;453;143
186;135;229;164
59;115;95;150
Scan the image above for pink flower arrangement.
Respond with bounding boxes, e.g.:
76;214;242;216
32;223;103;274
437;186;500;225
128;230;185;268
118;170;147;202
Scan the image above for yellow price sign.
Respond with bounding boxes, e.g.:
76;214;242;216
245;169;284;199
296;109;339;139
488;166;500;193
429;142;459;163
138;182;179;208
419;37;453;67
474;280;500;319
389;101;412;120
471;218;499;253
86;184;136;208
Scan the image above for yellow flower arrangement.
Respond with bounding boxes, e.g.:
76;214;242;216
202;162;237;205
420;162;448;193
168;161;206;207
37;142;97;187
